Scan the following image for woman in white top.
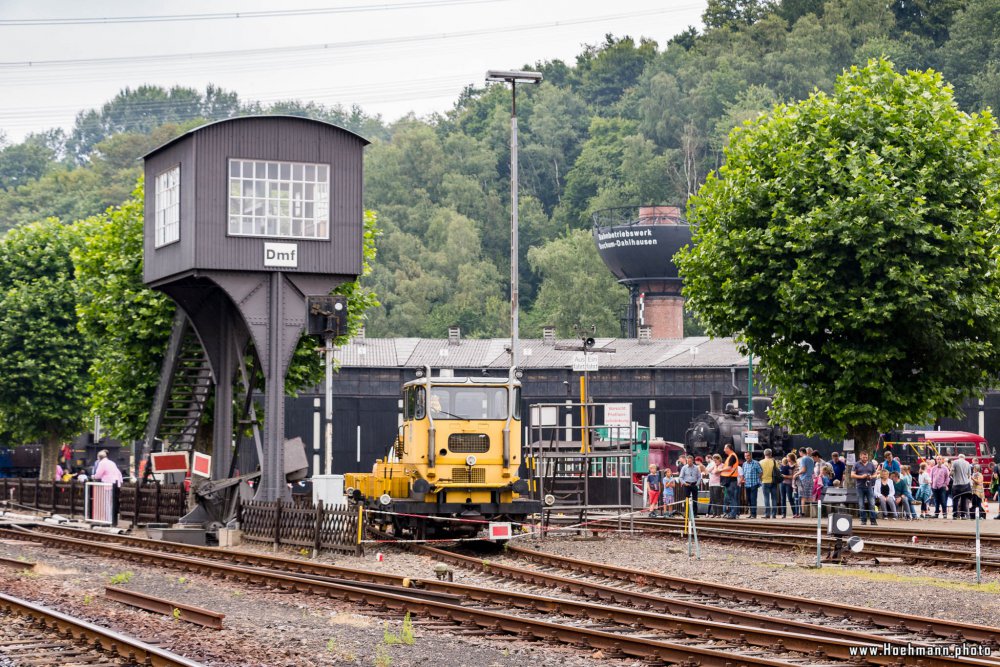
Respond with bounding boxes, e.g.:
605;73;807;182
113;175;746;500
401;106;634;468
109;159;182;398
875;469;898;519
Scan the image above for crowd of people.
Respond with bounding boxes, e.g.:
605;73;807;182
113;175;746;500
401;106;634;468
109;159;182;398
645;446;996;524
53;448;124;487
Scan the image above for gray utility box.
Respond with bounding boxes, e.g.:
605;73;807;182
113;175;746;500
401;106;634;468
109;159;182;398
147;526;208;546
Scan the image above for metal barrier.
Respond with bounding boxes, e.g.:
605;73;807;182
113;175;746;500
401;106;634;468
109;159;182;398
85;482;117;525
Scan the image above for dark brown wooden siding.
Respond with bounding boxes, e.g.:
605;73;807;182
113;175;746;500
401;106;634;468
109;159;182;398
144;116;365;286
143;140;197;284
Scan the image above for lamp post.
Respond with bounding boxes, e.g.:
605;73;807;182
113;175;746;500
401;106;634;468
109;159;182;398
486;69;542;371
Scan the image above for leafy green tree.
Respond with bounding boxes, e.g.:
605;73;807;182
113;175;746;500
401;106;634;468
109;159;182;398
890;0;965;46
703;0;776;30
0;219;90;478
68;85;218;161
521;83;590;214
524;229;626;337
0;131;64;190
677;59;1000;451
556;117;638;227
940;0;1000;111
574;35;659;110
73;185;175;442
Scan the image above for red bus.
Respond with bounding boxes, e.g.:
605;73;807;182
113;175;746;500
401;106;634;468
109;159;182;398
881;430;994;486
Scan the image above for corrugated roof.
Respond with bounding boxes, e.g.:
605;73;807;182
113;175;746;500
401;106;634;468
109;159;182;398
335;335;750;369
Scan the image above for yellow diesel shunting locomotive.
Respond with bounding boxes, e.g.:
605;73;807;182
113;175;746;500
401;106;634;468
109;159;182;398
345;368;539;538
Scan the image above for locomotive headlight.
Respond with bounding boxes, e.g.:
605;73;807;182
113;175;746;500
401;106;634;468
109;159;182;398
465;455;477;467
379;493;392;506
543;494;556;507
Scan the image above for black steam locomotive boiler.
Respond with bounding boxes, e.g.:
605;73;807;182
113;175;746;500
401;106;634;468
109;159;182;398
684;391;790;458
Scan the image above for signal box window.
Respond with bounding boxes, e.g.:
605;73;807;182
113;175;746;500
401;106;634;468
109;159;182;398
154;166;180;247
228;159;330;239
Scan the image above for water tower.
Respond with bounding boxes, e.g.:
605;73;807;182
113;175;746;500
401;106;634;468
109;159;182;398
142;116;368;501
592;205;692;338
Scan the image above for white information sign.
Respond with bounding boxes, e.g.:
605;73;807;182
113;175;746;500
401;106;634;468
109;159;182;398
571;352;598;372
263;242;298;268
743;431;759;445
530;405;559;427
605;403;632;427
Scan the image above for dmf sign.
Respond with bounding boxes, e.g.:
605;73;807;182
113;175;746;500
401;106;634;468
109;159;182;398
264;242;298;268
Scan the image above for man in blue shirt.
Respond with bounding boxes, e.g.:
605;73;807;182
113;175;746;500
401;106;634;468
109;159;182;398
678;454;703;517
829;452;846;484
741;451;762;518
880;450;901;476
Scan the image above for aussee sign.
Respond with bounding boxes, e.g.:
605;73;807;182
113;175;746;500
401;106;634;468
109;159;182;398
264;242;298;268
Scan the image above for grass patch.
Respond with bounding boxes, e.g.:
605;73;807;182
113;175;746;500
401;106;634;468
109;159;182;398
383;613;415;646
109;571;134;585
798;566;1000;593
374;645;391;667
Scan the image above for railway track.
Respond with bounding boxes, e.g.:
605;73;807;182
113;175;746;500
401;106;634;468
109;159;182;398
0;591;204;667
649;516;1000;547
573;516;1000;568
3;524;998;666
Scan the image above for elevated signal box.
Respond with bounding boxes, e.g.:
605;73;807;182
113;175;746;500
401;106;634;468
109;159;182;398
142;116;368;502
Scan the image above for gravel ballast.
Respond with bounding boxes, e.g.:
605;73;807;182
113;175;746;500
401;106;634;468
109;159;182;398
1;523;998;666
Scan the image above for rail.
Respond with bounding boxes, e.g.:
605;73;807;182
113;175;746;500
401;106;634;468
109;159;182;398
10;524;995;666
0;591;205;667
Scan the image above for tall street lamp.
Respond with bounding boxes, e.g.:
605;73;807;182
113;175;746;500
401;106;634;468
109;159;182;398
486;69;542;371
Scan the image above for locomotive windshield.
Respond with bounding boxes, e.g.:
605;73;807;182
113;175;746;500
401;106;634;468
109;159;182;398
405;385;513;420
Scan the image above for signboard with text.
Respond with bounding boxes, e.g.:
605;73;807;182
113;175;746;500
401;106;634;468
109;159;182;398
571;352;598;372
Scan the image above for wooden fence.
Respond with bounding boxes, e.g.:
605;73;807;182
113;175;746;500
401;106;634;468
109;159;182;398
241;499;364;555
0;478;187;525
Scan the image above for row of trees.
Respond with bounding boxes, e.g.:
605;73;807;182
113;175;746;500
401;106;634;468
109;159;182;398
2;0;1000;450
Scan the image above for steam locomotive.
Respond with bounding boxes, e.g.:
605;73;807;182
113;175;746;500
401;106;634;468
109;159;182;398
684;390;790;458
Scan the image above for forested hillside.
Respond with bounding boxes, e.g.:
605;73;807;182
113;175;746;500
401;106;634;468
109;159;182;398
1;0;996;339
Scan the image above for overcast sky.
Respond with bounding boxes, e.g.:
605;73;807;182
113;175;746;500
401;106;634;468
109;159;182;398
0;0;707;143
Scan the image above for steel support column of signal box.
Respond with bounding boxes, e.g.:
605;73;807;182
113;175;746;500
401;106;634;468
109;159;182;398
142;116;368;501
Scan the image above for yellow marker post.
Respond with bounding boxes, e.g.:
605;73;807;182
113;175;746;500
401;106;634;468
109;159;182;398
683;497;690;536
356;504;364;546
579;375;588;453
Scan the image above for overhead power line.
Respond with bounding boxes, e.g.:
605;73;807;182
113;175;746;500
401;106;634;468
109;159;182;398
0;6;701;69
0;0;509;26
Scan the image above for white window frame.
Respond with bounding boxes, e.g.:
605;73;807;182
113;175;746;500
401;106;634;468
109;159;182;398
154;166;180;248
227;158;330;240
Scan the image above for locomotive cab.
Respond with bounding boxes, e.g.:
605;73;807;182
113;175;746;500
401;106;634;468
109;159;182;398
345;369;540;537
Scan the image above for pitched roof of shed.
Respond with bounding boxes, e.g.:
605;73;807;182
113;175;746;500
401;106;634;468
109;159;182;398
333;336;750;369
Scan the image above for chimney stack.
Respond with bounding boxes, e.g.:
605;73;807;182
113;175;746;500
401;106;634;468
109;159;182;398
447;326;461;346
542;326;556;346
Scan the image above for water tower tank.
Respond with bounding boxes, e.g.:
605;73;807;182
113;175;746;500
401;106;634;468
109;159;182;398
592;205;692;338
